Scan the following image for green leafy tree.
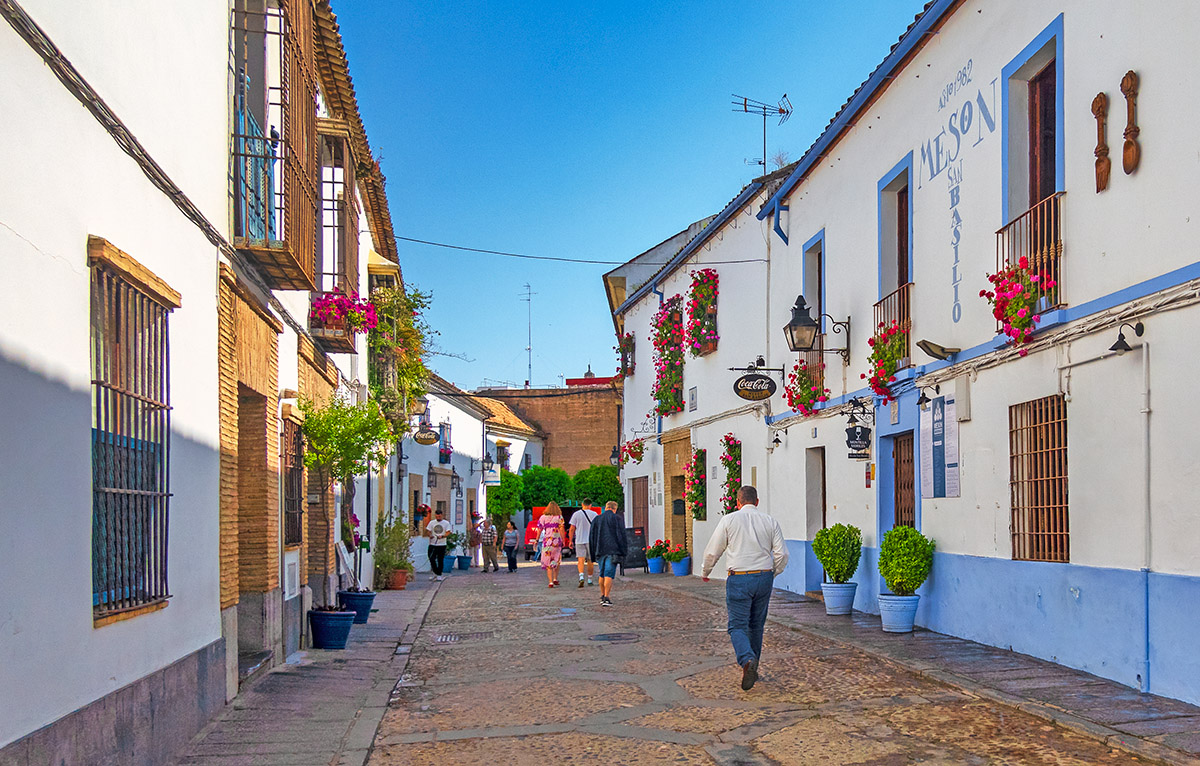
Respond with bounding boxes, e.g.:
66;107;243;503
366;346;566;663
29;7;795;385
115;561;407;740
518;465;575;509
572;465;622;511
486;469;523;525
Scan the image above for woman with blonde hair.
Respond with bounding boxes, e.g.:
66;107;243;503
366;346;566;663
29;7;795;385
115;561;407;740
537;502;566;587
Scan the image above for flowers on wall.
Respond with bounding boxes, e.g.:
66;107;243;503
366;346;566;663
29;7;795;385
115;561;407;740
981;255;1057;357
685;268;720;356
618;438;645;467
861;321;907;404
650;295;685;416
719;433;742;515
684;448;707;520
616;332;636;377
784;360;830;417
311;288;378;333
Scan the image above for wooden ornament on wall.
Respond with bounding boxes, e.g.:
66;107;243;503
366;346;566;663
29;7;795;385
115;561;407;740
1120;70;1141;175
1091;92;1110;192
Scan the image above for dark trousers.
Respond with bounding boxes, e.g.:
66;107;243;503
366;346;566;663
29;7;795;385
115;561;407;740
504;545;518;571
429;544;446;575
725;571;774;666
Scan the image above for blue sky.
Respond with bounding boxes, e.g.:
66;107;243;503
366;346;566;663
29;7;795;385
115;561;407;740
334;1;929;390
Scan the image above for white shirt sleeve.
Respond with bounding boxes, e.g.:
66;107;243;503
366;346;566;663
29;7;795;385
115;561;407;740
771;518;790;575
702;515;730;578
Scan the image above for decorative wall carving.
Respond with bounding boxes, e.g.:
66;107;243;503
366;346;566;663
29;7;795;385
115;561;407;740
1091;92;1110;192
1120;70;1141;175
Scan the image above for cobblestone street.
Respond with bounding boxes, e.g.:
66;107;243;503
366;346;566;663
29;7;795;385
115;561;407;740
370;565;1151;766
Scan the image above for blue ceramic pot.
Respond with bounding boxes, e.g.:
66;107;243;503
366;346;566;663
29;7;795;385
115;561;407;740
878;594;920;632
647;556;665;574
309;609;355;649
337;590;377;624
820;582;858;615
670;556;691;576
456;555;471;570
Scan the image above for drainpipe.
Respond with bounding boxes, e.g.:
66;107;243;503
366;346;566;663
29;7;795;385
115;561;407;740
763;205;773;509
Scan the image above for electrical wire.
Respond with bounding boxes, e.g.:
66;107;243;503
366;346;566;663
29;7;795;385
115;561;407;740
397;236;768;266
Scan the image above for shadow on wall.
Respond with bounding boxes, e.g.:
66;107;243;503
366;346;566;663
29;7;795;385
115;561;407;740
0;347;224;762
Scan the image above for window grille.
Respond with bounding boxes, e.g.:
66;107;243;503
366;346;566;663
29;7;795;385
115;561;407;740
523;453;532;470
283;419;304;546
91;265;173;616
1009;394;1069;562
496;445;510;472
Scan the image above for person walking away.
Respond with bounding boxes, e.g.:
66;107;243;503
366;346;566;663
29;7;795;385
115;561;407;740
425;508;452;581
538;502;566;587
588;501;627;607
479;516;499;572
568;499;599;588
502;520;520;572
701;485;788;691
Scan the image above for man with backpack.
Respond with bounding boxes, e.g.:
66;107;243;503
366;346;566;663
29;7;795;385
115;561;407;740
568;499;598;588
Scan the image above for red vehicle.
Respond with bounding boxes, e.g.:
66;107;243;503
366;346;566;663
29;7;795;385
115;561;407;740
524;504;581;560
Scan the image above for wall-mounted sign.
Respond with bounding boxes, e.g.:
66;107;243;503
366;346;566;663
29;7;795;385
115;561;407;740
413;427;440;446
483;466;501;487
921;395;960;498
846;425;872;460
734;373;777;401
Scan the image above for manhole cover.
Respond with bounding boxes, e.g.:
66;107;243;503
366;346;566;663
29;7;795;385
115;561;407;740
588;633;641;643
434;631;494;644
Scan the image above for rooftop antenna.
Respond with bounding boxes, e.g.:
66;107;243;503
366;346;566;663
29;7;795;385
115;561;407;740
732;93;792;173
520;283;536;387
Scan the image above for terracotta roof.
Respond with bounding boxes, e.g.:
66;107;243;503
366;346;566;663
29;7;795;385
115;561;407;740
471;396;542;438
313;0;401;271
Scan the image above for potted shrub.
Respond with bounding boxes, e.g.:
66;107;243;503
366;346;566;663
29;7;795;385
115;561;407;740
876;526;936;633
812;523;862;615
645;538;669;574
337;587;376;624
444;531;467;573
663;542;691;576
375;514;413;590
308;603;356;649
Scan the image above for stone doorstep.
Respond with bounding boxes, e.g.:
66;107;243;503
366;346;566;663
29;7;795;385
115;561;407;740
627;574;1200;766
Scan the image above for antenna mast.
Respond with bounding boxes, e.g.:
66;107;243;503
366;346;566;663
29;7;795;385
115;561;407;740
732;93;792;172
520;283;535;387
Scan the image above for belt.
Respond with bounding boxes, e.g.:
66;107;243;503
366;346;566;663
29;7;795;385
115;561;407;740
728;569;771;576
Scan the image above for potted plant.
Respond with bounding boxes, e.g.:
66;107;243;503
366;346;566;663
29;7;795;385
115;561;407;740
308;603;356;649
337;586;377;624
876;526;935;633
645;538;669;573
663;542;691;576
812;524;862;615
375;514;413;590
444;531;468;573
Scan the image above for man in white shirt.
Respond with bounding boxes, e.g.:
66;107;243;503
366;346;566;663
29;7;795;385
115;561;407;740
702;485;789;691
425;509;452;582
568;499;599;588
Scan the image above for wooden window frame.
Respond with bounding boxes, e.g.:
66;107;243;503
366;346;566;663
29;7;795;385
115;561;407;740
282;418;304;547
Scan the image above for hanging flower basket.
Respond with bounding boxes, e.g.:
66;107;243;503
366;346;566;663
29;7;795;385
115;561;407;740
311;289;377;354
784;360;829;417
618;439;645;467
650;295;685;416
719;433;742;515
616;332;636;377
981;255;1057;357
686;269;719;357
861;321;907;404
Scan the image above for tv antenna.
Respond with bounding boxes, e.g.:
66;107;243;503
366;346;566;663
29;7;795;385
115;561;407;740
520;283;536;387
732;93;792;172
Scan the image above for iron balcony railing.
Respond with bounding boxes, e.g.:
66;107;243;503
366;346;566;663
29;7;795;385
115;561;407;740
873;281;912;368
996;192;1065;320
800;333;825;392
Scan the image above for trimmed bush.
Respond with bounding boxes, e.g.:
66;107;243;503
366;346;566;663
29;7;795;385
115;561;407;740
877;526;935;596
812;524;862;584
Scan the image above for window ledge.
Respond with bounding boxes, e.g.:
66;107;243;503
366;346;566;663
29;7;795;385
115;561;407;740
94;598;168;628
88;236;181;309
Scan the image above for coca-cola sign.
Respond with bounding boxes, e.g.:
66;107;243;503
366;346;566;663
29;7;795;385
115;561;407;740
733;373;777;401
412;427;440;446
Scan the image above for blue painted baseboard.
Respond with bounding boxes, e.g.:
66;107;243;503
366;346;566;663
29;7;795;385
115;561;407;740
775;542;1200;705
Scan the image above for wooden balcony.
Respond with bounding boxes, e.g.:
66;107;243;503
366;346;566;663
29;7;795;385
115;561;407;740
996;192;1065;316
309;293;358;354
874;282;912;367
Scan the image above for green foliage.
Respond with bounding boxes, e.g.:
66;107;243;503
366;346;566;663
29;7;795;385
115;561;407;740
877;526;935;596
444;530;465;554
300;395;394;486
486;469;523;520
572;465;622;510
374;513;413;582
645;538;670;558
367;285;435;434
518;465;575;509
812;524;862;584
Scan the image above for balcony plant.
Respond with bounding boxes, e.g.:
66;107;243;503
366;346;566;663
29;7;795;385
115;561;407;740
663;542;692;576
719;433;742;515
877;526;936;633
650;295;685;416
784;360;829;417
862;321;907;404
645;538;669;573
438;446;453;464
311;288;378;338
981;255;1057;357
812;524;862;615
618;439;645;467
616;332;636;377
684;448;706;520
686;268;720;356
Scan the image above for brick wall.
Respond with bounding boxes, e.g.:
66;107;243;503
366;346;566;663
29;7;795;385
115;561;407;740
487;384;621;475
217;277;238;609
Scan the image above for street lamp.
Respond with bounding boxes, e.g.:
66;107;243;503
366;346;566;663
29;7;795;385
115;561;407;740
610;446;620;467
411;395;429;416
782;295;850;363
482;452;495;472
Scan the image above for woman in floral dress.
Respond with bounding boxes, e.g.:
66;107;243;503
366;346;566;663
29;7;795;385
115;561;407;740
538;502;566;587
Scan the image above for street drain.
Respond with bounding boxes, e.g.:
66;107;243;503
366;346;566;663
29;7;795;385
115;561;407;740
588;632;641;643
434;631;494;644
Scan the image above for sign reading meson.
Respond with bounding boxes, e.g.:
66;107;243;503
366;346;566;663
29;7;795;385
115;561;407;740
733;373;777;401
413;427;440;446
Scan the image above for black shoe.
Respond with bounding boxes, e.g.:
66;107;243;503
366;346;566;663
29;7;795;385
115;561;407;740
601;596;613;607
741;660;759;691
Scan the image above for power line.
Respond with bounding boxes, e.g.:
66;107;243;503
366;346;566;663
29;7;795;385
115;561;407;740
396;235;767;266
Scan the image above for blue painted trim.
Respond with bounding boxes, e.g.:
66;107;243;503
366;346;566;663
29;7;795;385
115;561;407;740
617;183;763;315
759;0;959;227
1000;14;1064;225
773;201;790;245
877;153;914;301
801;228;827;332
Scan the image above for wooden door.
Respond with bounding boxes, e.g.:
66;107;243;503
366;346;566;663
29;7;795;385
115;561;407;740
631;476;648;532
893;433;915;527
1029;60;1057;208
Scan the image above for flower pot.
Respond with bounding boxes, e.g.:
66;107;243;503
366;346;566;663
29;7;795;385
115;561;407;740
878;594;920;633
820;582;858;615
670;556;691;576
337;590;377;624
309;609;355;649
387;569;409;590
647;556;665;573
456;555;471;570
